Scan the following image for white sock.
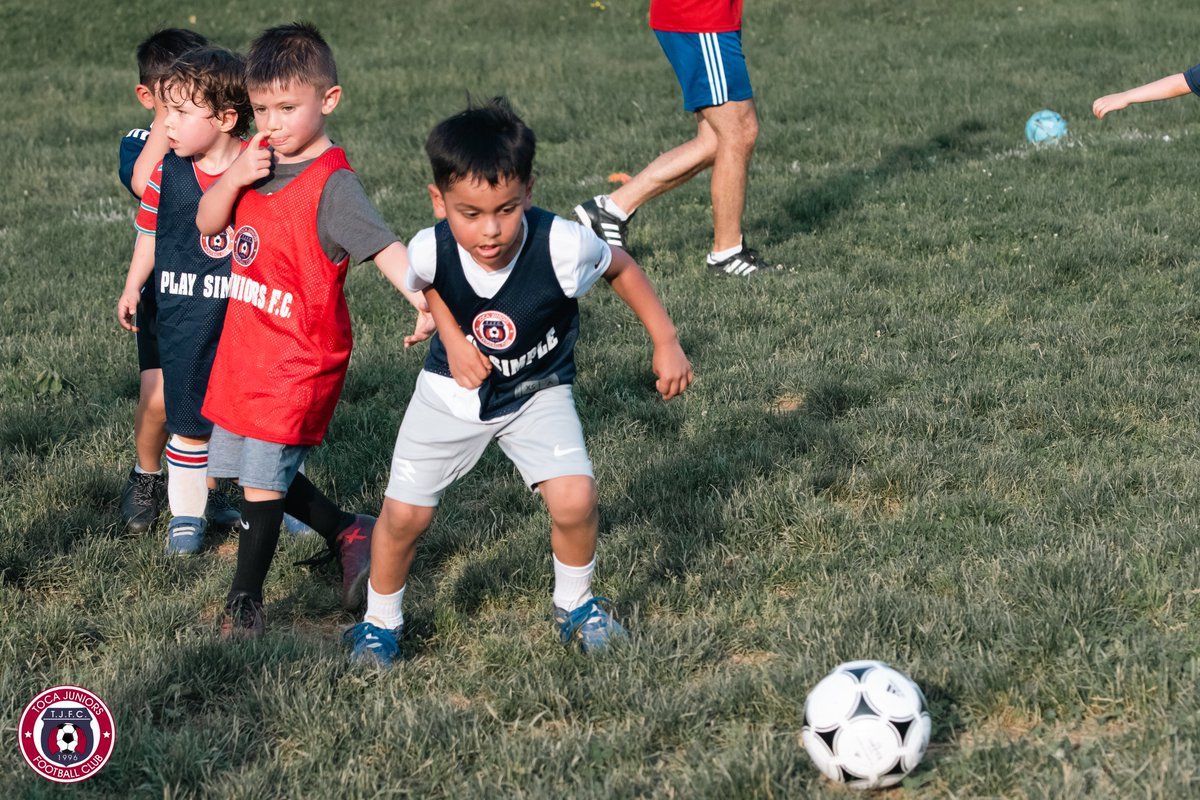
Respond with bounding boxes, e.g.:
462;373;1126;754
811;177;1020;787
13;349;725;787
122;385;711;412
597;194;630;221
708;238;744;263
165;436;208;518
133;463;162;476
365;580;405;630
552;554;595;612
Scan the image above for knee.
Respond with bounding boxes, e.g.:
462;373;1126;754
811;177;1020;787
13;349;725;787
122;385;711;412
379;500;432;544
715;104;759;155
546;479;599;529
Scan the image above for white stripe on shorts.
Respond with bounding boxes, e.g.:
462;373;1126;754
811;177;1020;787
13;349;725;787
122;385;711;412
700;33;728;106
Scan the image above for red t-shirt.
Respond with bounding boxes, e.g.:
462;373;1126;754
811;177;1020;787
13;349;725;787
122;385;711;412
649;0;743;33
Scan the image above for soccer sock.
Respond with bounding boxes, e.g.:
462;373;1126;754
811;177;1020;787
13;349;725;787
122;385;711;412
597;194;630;221
283;471;355;547
228;498;286;603
165;436;208;518
552;554;595;612
708;238;744;263
364;580;406;631
133;463;162;476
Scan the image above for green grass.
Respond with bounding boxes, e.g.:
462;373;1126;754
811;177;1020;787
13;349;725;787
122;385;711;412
4;0;1200;796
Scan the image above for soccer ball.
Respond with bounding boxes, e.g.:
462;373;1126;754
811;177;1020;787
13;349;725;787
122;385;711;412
1025;109;1068;144
801;660;931;789
56;723;80;753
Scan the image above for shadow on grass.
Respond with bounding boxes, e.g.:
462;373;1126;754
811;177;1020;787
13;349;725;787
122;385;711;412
785;120;990;233
607;375;870;605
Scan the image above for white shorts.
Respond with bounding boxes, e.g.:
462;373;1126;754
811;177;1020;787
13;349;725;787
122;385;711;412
384;377;593;506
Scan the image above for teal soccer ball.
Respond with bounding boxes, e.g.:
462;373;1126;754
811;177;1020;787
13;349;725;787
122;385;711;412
1026;109;1068;143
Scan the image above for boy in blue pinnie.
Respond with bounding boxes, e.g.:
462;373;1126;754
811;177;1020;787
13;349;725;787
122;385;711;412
344;97;694;666
116;46;252;554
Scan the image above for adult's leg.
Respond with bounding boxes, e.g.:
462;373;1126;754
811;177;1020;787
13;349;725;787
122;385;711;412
608;115;718;215
699;97;759;252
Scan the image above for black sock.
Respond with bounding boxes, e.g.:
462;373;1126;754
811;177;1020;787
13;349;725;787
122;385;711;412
228;498;286;603
283;471;355;547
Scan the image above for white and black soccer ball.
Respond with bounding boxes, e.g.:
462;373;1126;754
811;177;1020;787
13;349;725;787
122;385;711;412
801;660;931;789
56;723;80;753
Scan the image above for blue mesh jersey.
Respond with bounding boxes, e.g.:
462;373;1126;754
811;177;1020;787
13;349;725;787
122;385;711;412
119;127;149;197
154;152;233;437
424;207;580;421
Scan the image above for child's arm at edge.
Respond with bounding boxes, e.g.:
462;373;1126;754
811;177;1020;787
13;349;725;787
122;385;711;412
196;130;273;234
117;233;155;331
1094;72;1191;118
604;246;693;400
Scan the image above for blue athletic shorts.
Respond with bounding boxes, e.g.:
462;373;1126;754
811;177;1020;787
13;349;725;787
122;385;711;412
135;282;160;372
654;29;753;112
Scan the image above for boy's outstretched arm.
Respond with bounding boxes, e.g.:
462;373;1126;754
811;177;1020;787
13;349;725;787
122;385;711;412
196;130;274;234
604;247;693;400
116;233;155;331
1094;73;1191;118
371;241;436;347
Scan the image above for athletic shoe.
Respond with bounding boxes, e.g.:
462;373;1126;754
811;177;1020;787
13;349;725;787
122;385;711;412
283;513;315;536
344;621;402;667
165;515;206;555
206;488;241;529
219;592;266;641
553;596;627;653
119;469;165;533
706;245;763;278
336;515;376;612
575;197;635;250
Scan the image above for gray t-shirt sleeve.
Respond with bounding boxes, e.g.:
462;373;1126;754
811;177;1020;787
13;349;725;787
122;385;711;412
316;170;399;265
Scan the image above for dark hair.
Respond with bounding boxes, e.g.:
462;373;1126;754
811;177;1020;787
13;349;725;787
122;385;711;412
136;28;208;87
246;21;338;91
425;97;536;191
159;46;253;139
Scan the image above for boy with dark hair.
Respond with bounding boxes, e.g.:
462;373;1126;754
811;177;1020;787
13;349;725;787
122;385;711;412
196;22;433;639
343;97;693;666
117;46;252;555
117;28;241;534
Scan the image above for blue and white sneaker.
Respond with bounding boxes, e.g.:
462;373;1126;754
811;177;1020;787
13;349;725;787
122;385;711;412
165;516;206;555
344;621;402;667
553;597;627;653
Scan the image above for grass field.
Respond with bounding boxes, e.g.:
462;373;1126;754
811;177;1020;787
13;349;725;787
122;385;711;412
3;0;1200;796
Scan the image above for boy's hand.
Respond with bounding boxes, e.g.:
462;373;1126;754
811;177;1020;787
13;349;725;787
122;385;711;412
1092;93;1128;119
116;289;141;332
445;334;493;389
403;310;436;348
225;130;275;188
652;340;693;400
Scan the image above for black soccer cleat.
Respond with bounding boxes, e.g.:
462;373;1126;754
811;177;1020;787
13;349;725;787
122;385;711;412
205;488;241;530
705;245;763;278
575;197;634;250
119;468;165;533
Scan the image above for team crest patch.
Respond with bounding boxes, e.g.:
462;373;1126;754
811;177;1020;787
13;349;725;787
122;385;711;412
201;225;234;259
232;225;260;267
18;685;116;784
472;310;518;350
